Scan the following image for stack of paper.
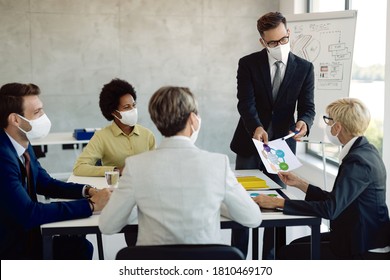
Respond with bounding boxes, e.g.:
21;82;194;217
237;176;269;190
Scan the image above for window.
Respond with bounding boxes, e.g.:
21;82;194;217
307;0;386;163
310;0;346;12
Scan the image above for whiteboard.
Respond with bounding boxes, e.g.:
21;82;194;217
286;10;357;141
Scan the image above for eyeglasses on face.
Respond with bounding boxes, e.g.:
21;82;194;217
262;36;289;48
323;115;334;125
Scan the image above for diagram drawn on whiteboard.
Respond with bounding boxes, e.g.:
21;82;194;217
286;10;357;141
252;138;302;174
291;34;321;62
290;22;353;91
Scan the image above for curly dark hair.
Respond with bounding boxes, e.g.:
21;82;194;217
99;78;137;121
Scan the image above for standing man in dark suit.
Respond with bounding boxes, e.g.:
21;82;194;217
230;12;315;258
0;83;111;259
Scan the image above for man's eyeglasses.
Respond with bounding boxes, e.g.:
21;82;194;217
323;115;334;125
262;36;289;48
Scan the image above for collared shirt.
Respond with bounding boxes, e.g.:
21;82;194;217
5;131;26;164
267;51;288;86
167;135;191;141
73;122;156;177
338;136;358;163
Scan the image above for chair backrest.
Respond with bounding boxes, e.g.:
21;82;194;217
116;244;245;260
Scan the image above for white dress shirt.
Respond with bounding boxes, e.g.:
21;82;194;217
267;51;288;86
5;131;26;164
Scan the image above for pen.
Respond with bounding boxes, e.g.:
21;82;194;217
297;139;326;144
281;131;298;141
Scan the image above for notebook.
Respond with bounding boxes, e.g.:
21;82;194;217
236;176;269;190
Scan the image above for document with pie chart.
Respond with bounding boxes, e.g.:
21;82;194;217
252;138;302;174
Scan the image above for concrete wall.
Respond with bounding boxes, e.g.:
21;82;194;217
0;0;278;174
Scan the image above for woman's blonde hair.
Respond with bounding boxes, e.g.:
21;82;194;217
149;86;198;137
326;97;371;136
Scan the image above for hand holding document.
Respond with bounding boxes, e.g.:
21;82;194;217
252;134;302;174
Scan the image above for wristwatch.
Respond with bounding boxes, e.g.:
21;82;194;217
84;185;96;198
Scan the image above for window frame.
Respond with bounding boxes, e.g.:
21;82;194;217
304;0;385;164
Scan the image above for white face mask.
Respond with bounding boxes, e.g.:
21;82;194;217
325;123;342;146
267;41;290;61
115;108;138;127
18;113;52;140
190;115;201;144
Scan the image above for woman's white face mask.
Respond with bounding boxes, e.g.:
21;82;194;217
114;108;138;127
17;113;52;140
325;123;342;146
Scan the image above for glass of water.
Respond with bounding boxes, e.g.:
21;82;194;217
105;170;119;189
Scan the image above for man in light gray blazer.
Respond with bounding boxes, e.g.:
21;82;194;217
99;86;262;250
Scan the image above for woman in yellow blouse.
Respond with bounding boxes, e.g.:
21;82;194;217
73;78;156;177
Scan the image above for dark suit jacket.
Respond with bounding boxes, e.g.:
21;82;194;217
284;137;390;258
0;129;92;259
230;49;315;156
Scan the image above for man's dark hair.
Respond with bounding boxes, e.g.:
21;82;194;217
257;12;287;37
99;78;137;121
0;83;40;128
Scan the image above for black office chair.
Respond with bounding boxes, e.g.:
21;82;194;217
116;244;245;260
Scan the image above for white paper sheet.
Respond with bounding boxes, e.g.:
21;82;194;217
252;138;302;174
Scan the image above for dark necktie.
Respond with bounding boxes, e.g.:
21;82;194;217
23;151;36;201
272;61;283;101
22;150;41;258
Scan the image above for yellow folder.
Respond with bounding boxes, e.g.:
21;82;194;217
237;176;269;190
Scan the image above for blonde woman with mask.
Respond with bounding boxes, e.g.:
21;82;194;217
254;98;390;260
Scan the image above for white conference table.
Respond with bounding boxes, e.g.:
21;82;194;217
41;170;321;260
30;132;90;157
30;132;90;146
